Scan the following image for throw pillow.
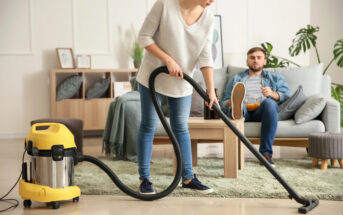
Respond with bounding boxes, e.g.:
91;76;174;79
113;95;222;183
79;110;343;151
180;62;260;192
294;94;326;124
56;75;83;101
278;85;306;120
213;66;229;99
86;78;111;99
190;87;204;117
190;70;206;117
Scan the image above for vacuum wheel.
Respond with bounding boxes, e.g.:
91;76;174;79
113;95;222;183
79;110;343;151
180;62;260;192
23;200;32;208
51;201;60;209
73;197;79;202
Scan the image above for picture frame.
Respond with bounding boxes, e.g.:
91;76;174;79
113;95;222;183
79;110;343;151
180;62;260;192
56;48;75;69
76;55;92;69
212;15;224;69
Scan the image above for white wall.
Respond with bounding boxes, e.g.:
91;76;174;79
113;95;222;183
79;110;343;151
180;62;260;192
0;0;340;137
218;0;310;67
310;0;343;84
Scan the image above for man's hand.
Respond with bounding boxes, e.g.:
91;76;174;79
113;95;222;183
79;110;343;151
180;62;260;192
261;87;280;101
261;87;273;97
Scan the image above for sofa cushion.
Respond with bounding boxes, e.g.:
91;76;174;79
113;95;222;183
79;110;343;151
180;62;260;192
294;94;326;124
321;75;332;98
267;64;324;97
244;120;325;138
190;70;206;117
227;65;247;78
190;89;204;117
155;119;325;138
213;66;229;99
278;85;306;120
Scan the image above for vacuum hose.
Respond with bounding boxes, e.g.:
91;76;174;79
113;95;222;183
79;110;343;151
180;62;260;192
150;67;319;213
78;66;319;213
77;152;181;201
77;66;184;201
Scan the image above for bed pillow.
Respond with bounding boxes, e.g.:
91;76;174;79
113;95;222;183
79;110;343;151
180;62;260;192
278;85;306;120
86;78;111;99
294;94;326;124
56;75;83;101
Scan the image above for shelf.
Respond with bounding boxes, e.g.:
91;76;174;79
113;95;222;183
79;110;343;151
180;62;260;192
50;68;137;130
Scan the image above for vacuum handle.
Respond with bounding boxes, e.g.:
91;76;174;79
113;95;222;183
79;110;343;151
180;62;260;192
30;122;61;134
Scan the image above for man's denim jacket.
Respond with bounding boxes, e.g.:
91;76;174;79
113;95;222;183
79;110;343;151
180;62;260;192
220;69;290;115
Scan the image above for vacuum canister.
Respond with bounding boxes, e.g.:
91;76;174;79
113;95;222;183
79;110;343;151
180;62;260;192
19;123;80;209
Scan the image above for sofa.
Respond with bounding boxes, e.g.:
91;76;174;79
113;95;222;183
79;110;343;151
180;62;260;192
103;63;341;161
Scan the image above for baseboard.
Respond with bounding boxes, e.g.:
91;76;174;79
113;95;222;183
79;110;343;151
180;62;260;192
84;130;103;137
0;132;26;139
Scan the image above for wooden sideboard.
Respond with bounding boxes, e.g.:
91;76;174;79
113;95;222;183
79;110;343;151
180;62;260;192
50;68;137;130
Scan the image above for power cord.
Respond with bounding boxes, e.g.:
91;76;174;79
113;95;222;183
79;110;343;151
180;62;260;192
0;149;26;213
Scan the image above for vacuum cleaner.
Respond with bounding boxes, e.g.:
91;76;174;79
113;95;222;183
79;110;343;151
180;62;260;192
19;123;81;209
18;66;318;213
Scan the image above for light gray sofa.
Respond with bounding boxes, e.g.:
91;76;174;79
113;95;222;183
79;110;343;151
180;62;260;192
103;64;341;161
154;63;341;148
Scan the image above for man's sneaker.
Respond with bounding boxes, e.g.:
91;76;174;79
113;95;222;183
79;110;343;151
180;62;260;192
231;82;245;120
139;178;155;194
260;154;275;167
182;174;213;194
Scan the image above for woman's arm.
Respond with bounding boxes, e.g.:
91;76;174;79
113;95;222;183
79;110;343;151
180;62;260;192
138;1;182;79
201;66;220;109
145;43;183;79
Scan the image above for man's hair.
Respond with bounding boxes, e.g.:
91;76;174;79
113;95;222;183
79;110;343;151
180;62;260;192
247;47;266;58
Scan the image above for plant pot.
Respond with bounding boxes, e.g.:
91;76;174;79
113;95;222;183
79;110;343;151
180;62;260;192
133;61;141;69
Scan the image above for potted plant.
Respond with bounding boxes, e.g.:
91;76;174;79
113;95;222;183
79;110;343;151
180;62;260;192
261;25;343;126
132;41;144;69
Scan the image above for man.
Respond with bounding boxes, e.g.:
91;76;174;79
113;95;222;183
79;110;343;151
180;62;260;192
220;47;290;166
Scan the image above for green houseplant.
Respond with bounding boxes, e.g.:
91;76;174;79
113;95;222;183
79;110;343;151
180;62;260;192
132;41;144;69
261;25;343;126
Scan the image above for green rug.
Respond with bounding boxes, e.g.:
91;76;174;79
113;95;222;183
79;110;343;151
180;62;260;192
74;157;343;200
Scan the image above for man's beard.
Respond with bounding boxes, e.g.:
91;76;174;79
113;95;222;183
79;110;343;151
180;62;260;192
248;65;263;73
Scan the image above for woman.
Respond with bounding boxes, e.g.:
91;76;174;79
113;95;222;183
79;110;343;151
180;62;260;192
136;0;218;195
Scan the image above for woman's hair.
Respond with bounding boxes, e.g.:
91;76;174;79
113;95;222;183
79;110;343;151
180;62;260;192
247;47;266;58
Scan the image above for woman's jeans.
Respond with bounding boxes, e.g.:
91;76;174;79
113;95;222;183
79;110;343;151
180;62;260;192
137;83;193;181
228;98;278;157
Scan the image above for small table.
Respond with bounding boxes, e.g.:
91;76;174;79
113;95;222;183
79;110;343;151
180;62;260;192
173;117;245;178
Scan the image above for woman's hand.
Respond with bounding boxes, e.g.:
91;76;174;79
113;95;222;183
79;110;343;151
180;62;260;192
166;58;183;80
205;89;220;110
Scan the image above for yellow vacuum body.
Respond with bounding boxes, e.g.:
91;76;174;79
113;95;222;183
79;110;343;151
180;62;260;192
19;123;80;209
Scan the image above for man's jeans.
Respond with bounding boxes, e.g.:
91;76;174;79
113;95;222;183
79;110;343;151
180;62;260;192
229;98;278;157
137;83;193;181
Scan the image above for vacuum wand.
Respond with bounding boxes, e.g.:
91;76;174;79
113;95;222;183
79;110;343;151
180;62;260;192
149;66;319;214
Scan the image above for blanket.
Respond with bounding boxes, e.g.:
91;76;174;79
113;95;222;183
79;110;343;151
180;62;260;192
102;91;141;162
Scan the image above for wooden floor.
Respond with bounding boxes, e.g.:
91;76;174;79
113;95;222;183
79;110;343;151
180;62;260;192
0;138;342;215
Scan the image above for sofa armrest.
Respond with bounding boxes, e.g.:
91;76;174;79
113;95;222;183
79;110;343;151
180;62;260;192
321;97;341;132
